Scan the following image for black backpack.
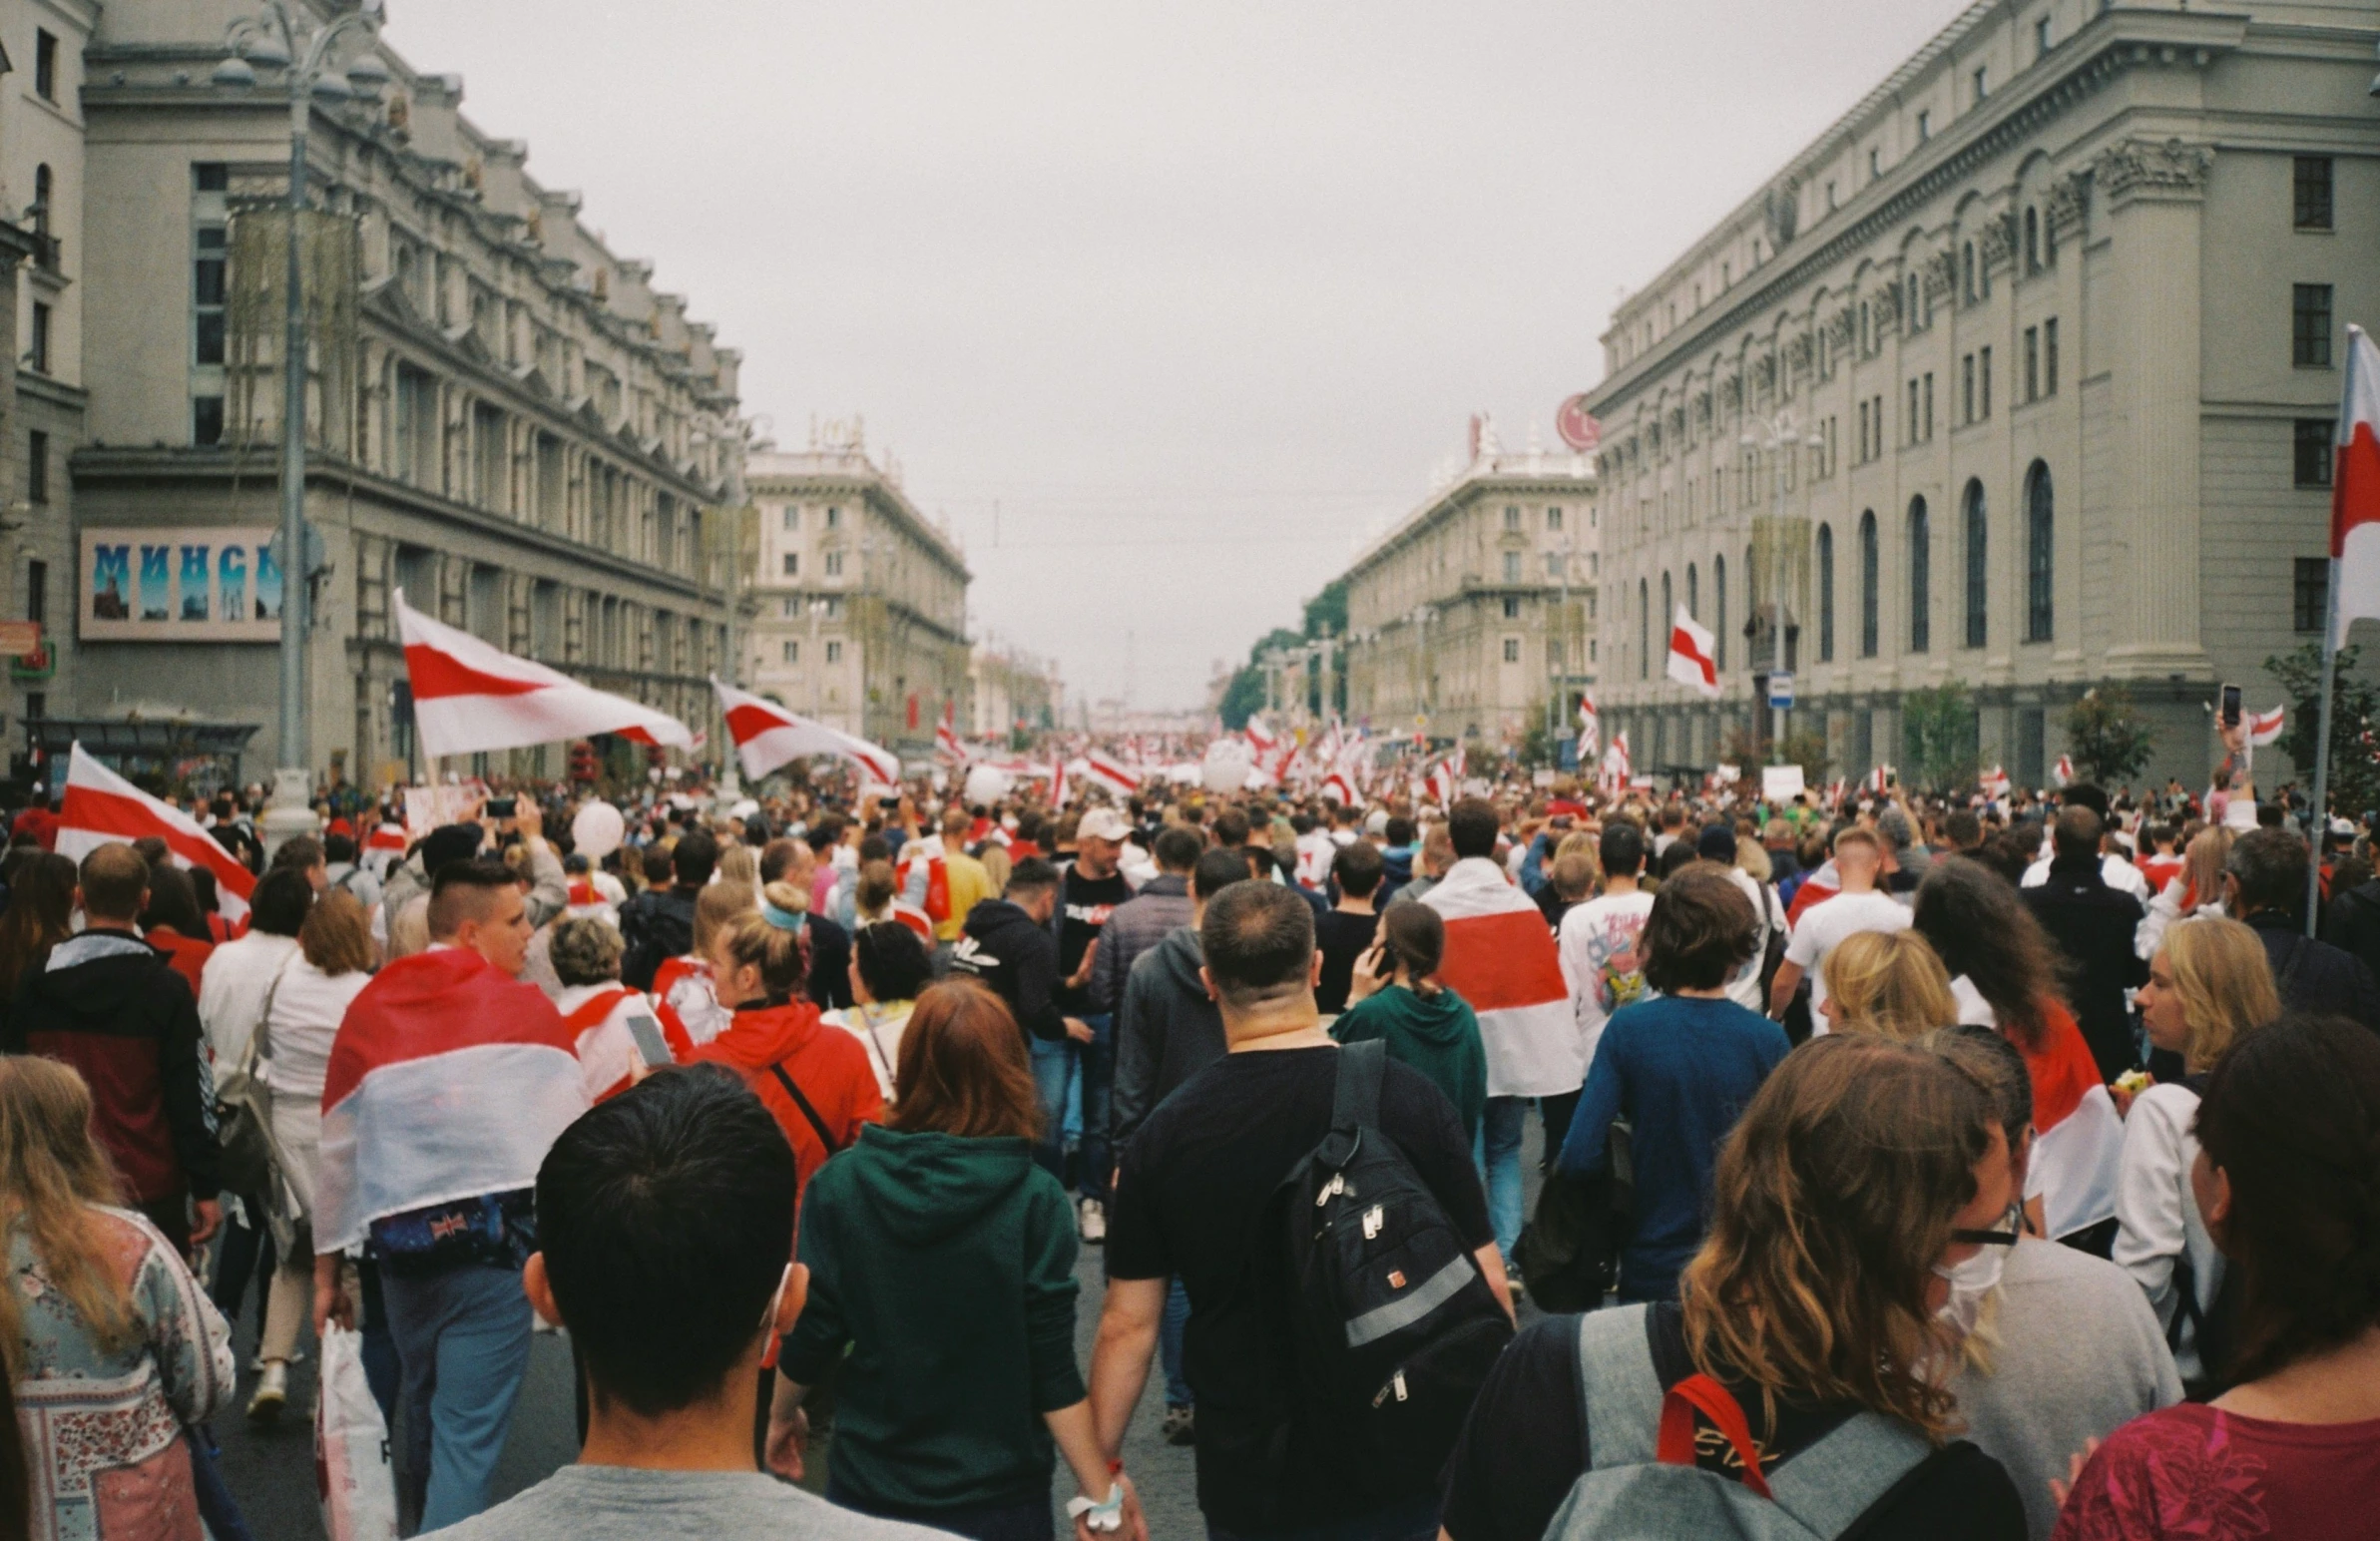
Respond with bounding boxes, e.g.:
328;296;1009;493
1258;1040;1514;1487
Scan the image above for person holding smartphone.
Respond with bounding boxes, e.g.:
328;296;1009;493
1330;901;1487;1143
548;915;690;1105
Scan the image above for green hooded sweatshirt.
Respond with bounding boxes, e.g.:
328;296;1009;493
782;1123;1083;1512
1329;983;1489;1140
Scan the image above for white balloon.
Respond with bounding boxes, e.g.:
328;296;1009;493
1201;739;1253;795
963;764;1013;807
1167;763;1199;784
571;800;626;859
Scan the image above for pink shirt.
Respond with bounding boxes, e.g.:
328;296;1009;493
2053;1402;2380;1540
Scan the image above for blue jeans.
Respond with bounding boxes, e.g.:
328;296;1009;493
1161;1277;1191;1407
1077;1014;1115;1204
1205;1492;1439;1541
1029;1033;1077;1183
1477;1096;1527;1267
381;1261;534;1533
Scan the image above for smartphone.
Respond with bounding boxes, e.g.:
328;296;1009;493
2219;685;2241;729
487;795;518;819
624;1013;673;1068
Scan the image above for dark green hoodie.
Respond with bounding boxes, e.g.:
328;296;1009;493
782;1122;1083;1512
1329;983;1489;1140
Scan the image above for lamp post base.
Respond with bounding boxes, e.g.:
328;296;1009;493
259;766;318;862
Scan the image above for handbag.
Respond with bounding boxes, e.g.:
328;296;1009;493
214;960;291;1197
1513;1119;1635;1311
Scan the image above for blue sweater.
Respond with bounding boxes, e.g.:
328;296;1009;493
1554;993;1790;1303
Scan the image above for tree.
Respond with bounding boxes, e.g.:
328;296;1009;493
2064;686;2156;787
1901;682;1981;793
2266;642;2380;817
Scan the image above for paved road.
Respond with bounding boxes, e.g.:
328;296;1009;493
213;1121;1549;1538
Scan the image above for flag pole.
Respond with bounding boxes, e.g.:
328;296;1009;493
2308;561;2343;937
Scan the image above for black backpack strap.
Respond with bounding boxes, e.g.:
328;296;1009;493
769;1063;841;1157
1333;1037;1387;1134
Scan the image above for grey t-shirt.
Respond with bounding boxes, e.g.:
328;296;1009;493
1947;1235;2183;1541
437;1466;953;1541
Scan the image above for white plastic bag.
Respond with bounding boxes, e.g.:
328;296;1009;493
314;1325;399;1541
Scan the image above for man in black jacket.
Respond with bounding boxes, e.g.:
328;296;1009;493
2230;827;2380;1029
6;842;220;1254
621;831;714;989
2022;806;2149;1080
949;857;1088;1179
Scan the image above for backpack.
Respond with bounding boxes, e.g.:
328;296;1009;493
1544;1306;1941;1541
1754;884;1788;999
1262;1040;1514;1484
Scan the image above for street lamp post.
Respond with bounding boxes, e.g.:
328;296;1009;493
694;410;760;808
215;1;386;851
1737;412;1824;765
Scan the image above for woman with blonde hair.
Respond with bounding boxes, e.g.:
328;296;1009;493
243;888;376;1424
1821;930;1960;1040
3;1056;235;1541
2114;915;2280;1393
2136;824;2233;962
654;877;757;1047
1443;1035;2027;1539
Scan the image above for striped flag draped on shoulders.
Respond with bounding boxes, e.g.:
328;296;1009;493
1421;857;1580;1098
56;744;257;923
312;949;592;1253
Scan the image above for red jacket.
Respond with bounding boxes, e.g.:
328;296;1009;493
689;999;882;1209
145;925;214;1000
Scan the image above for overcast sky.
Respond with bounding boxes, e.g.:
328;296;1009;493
382;0;1968;714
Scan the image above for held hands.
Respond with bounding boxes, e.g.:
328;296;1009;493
2048;1437;2102;1509
1069;1475;1147;1541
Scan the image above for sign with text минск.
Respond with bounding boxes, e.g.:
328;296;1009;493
81;528;283;642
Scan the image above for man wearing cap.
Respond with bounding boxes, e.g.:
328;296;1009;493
1052;806;1136;1242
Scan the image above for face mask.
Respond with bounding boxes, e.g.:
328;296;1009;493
1932;1243;2007;1341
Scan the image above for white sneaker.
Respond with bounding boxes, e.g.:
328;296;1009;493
1079;1198;1107;1244
246;1359;288;1425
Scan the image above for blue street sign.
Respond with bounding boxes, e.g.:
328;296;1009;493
1768;672;1795;711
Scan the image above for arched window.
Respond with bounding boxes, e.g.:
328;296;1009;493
1714;555;1728;671
1687;563;1699;620
2026;462;2055;641
1639;578;1650;679
1962;479;1988;649
1817;523;1836;663
1907;496;1931;654
2024;207;2040;273
1859;510;1880;658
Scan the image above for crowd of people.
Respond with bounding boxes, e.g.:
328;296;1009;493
0;732;2377;1541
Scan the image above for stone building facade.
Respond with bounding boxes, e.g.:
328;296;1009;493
1339;442;1599;747
1587;0;2379;790
53;0;744;786
745;428;970;759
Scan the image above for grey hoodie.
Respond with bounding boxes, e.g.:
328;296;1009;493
1110;925;1227;1157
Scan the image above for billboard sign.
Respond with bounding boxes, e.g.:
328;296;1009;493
83;528;283;642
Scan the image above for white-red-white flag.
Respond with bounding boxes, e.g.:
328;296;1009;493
1085;751;1140;797
2053;754;2075;787
397;590;692;761
1576;693;1599;760
1321;770;1363;809
56;745;257;923
1666;607;1720;699
1980;766;2011;800
935;702;967;764
2328;325;2380;647
1423;760;1456;807
1244;716;1278;758
712;679;900;786
1049;750;1072;807
1601;730;1631;788
2248;706;2286;747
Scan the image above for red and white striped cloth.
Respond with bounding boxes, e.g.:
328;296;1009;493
2327;325;2380;645
713;679;901;786
397;589;693;760
1422;857;1580;1097
2246;705;2285;747
1666;607;1720;699
559;982;692;1105
935;702;967;763
56;745;256;923
1990;996;2125;1243
313;948;593;1252
1085;751;1141;797
1048;751;1072;807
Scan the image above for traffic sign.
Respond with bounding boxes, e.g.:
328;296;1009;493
1767;672;1795;711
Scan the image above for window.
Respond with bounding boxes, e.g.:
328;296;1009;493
2044;317;2059;394
1504;504;1523;532
1963;243;1977;302
1547;506;1564;531
1858;399;1870;460
782;640;799;664
2025;328;2039;401
1978;349;1990;418
2025;461;2055;641
28;560;46;627
825;550;844;578
2295;157;2335;232
1662;571;1672;634
1503;638;1521;664
1917;109;1931;142
1687;563;1699;620
1908;498;1931;654
2296;558;2330;633
781;506;798;531
2025;208;2040;272
1548;552;1567;580
825;506;841;529
34;30;57;102
1502;595;1521;620
1963;354;1976;422
2036;14;2053;55
28;304;51;374
1869;147;1881;182
2295;284;2334;367
1503;550;1522;584
1817;523;1836;663
193;397;224;446
2298;418;2337;488
1714;555;1728;671
1639;579;1650;679
781;553;799;577
31;165;51;244
1909;379;1920;443
193;166;228;446
27;431;47;505
1859;510;1880;658
825;641;842;664
780;595;799;619
1972;65;1988;103
1963;481;1988;648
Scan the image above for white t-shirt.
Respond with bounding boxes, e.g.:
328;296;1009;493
1723;868;1783;1014
1783;887;1912;1016
1556;890;1657;1073
2021;851;2151;902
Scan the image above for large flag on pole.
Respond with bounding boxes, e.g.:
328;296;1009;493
1576;692;1599;761
1085;751;1140;797
397;590;692;761
935;702;967;763
2328;325;2380;646
712;679;901;786
1666;608;1720;699
56;745;257;923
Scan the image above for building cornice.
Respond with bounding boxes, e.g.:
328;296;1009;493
1342;460;1598;585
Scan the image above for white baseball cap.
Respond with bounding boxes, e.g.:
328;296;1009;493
1078;807;1135;843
